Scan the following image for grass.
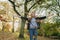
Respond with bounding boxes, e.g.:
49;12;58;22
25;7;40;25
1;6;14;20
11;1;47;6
0;30;60;40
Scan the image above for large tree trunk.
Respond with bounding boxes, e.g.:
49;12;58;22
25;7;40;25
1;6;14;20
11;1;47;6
19;0;28;38
8;0;40;39
19;19;26;38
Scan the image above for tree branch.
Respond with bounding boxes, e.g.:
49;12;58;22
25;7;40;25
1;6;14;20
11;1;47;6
28;0;41;12
8;0;14;4
50;7;60;16
53;8;59;16
27;0;32;2
24;0;28;16
57;0;60;7
8;0;21;16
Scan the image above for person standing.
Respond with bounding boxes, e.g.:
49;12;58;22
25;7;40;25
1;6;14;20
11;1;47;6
29;13;38;40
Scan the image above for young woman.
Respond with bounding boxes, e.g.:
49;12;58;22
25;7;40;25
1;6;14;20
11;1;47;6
27;12;46;40
21;12;46;40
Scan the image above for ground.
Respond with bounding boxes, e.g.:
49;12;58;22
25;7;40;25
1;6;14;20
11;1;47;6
0;31;59;40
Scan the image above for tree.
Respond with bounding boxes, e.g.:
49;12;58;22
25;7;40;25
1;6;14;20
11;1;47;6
8;0;41;38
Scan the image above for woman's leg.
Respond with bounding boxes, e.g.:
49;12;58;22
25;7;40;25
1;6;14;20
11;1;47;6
33;29;38;40
29;29;34;40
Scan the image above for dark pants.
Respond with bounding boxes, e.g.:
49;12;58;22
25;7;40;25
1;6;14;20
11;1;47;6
29;29;38;40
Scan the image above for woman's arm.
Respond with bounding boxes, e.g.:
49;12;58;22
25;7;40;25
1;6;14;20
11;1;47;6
21;16;32;21
36;16;46;20
21;16;28;20
36;16;46;23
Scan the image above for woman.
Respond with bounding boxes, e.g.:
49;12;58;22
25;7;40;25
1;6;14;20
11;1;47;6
28;12;38;40
27;12;46;40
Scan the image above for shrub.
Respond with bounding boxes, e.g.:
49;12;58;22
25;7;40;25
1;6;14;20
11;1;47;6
38;22;60;36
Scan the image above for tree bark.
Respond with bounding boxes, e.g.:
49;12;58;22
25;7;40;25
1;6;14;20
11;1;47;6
19;0;28;38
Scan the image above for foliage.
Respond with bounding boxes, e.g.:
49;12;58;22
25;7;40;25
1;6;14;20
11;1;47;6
38;22;60;36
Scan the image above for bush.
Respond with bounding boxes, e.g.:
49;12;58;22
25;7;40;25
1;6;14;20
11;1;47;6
38;22;60;37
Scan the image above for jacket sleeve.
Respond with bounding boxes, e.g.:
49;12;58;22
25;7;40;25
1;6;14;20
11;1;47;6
35;16;46;20
21;17;28;20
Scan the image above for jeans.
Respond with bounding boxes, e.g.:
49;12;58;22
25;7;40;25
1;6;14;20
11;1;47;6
29;29;38;40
